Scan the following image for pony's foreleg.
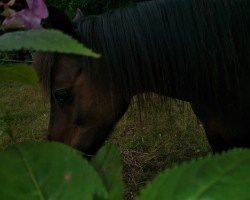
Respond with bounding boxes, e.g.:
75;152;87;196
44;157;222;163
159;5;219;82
191;103;241;153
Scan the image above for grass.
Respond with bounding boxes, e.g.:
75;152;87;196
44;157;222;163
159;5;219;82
0;82;211;199
111;98;210;199
0;82;49;147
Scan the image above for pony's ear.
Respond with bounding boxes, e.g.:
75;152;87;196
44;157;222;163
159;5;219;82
72;8;84;23
42;6;77;38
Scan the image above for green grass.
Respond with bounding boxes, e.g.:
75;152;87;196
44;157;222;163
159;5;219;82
0;82;49;147
0;82;211;199
111;98;210;199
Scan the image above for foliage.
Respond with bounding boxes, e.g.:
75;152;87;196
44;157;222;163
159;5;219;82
0;63;38;87
0;142;249;199
0;141;108;200
0;29;99;87
0;29;100;57
136;148;250;200
91;144;124;200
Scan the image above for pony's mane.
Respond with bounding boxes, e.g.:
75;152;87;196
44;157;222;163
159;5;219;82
36;0;250;107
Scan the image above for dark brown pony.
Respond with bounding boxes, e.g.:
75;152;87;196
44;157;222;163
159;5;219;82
34;0;250;155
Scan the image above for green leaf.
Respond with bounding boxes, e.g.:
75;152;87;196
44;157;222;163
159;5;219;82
0;29;100;58
0;141;108;200
91;144;124;200
0;64;39;87
136;149;250;200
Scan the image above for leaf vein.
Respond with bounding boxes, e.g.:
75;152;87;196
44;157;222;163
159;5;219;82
15;146;45;200
193;157;250;199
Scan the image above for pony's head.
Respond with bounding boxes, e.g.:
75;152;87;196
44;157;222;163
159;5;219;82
34;52;130;155
34;8;131;155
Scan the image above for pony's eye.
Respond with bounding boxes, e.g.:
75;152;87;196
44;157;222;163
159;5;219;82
54;87;73;106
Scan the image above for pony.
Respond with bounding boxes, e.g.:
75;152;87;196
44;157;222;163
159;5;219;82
34;0;250;155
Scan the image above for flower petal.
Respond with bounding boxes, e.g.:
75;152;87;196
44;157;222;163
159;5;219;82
3;9;41;28
7;0;16;6
26;0;48;19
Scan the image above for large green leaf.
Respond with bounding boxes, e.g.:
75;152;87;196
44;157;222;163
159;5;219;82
0;141;108;200
0;29;100;58
91;144;124;200
0;64;39;87
136;149;250;200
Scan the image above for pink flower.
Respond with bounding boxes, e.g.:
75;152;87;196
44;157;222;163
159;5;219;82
2;0;48;29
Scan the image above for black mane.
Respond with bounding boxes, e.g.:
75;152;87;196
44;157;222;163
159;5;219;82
73;0;249;105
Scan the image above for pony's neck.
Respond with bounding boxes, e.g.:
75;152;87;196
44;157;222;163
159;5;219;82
126;66;192;103
90;0;197;103
77;0;241;105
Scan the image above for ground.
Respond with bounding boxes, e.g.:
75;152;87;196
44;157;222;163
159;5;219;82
0;82;211;199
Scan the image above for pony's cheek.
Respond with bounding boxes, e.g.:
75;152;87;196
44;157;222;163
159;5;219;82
47;112;74;142
69;126;88;147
